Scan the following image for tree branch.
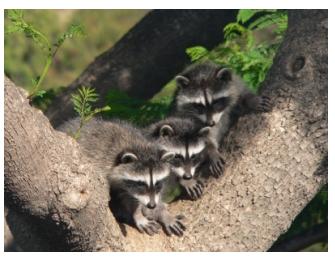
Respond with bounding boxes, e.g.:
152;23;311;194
269;223;328;252
45;9;238;127
5;9;327;251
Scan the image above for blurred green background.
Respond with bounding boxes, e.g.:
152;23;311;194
4;9;327;252
5;10;148;92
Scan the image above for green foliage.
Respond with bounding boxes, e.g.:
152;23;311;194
186;9;288;92
4;10;327;251
71;86;111;139
72;86;98;118
280;185;328;238
248;11;287;33
31;87;66;111
5;9;85;100
185;11;327;251
55;24;85;49
5;9;50;52
4;10;147;100
237;9;261;24
186;46;209;62
163;185;182;204
103;89;172;126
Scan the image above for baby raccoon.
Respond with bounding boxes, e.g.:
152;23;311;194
145;117;217;200
171;61;271;164
57;118;185;237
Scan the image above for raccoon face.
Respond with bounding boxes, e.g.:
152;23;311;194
114;149;174;209
175;66;233;126
155;123;210;180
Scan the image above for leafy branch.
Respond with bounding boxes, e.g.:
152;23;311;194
186;9;288;91
71;86;111;139
5;9;85;100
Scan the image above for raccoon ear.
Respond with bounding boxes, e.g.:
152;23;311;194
175;75;190;88
120;152;138;164
217;68;232;82
198;126;211;137
160;151;175;162
159;124;174;137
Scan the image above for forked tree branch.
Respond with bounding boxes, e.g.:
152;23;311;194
5;10;327;251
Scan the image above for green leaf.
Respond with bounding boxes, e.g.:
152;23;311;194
5;9;51;53
248;11;287;30
237;9;259;24
55;24;85;48
34;90;46;98
223;22;246;40
5;25;24;34
94;105;111;113
162;186;182;203
186;46;209;62
31;76;40;87
6;9;23;21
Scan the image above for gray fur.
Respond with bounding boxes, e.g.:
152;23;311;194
145;117;209;200
169;61;271;178
171;61;272;148
57;117;185;236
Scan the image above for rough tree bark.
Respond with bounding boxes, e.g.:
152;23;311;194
45;9;238;127
5;9;327;251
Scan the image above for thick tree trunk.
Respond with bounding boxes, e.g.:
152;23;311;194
5;9;327;251
45;9;238;127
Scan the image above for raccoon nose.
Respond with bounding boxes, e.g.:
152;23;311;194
183;173;192;180
147;201;156;209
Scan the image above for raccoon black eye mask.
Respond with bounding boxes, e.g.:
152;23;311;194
145;117;215;200
170;61;272;178
58;118;186;237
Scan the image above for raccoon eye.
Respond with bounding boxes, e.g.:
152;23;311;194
136;182;149;194
174;154;184;160
154;181;163;192
172;154;184;166
212;97;230;111
192;103;206;114
124;180;148;194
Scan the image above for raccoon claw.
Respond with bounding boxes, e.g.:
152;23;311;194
163;216;186;237
209;155;225;178
191;181;204;200
180;179;204;200
256;95;272;112
136;219;160;236
171;222;185;237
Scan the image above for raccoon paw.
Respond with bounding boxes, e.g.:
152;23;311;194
135;218;161;236
162;215;186;237
180;178;204;200
209;154;225;178
256;95;272;112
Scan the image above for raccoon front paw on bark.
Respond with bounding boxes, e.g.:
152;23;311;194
161;214;186;237
208;153;225;178
255;95;272;112
134;216;161;236
180;178;204;200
